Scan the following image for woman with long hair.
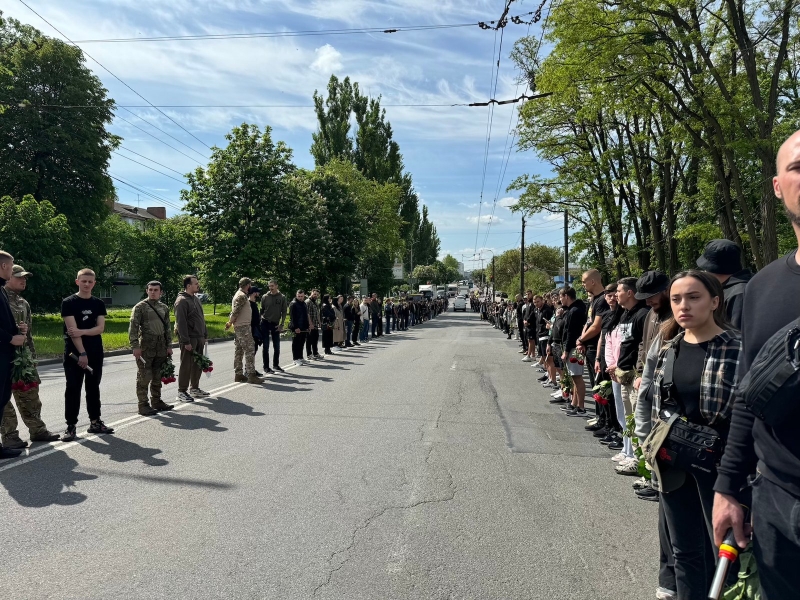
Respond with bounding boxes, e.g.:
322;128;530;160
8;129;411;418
646;270;741;600
351;297;362;346
333;295;345;350
320;294;335;355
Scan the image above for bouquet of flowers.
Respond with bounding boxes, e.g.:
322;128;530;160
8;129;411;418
11;346;39;392
566;350;585;376
591;380;613;406
193;350;214;373
568;351;585;366
560;368;573;399
160;357;176;385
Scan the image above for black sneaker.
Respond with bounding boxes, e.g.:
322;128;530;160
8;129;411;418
567;408;588;417
273;365;285;373
560;404;574;411
607;440;624;450
537;374;549;382
585;421;605;431
87;420;114;435
636;486;659;502
599;433;617;445
592;427;610;438
61;425;78;442
263;367;275;374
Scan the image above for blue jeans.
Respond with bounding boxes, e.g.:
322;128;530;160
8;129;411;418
360;320;369;342
371;316;379;337
345;321;353;343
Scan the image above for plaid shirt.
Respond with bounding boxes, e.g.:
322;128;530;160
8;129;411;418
651;329;742;426
305;298;321;327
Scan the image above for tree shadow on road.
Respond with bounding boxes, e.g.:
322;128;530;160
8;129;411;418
154;411;228;432
81;436;168;467
0;450;97;507
202;396;265;417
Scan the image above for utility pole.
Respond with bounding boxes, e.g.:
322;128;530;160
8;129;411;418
492;255;496;299
563;210;569;288
520;215;526;299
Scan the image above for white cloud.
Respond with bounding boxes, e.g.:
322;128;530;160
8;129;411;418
466;215;503;224
498;196;517;209
310;44;343;73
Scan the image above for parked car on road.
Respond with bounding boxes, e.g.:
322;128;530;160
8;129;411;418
453;296;467;311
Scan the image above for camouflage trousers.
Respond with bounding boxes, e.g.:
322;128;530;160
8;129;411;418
233;325;256;375
1;384;49;443
137;348;168;407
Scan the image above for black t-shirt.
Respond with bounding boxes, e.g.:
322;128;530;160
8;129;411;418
61;294;107;355
671;339;708;424
583;295;610;348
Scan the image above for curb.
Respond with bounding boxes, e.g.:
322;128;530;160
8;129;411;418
36;336;239;366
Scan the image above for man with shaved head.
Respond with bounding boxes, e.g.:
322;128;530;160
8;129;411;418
714;129;800;599
577;268;609;390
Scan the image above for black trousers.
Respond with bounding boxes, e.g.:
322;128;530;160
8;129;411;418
322;328;333;352
0;357;12;431
306;328;320;357
352;322;360;344
753;474;800;600
585;345;598;388
64;351;104;426
260;321;282;368
291;332;307;360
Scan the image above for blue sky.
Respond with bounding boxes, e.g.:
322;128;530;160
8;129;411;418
2;0;563;271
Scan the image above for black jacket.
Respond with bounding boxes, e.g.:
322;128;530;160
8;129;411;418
723;269;753;330
616;303;650;371
0;283;19;357
289;299;310;331
321;304;336;326
535;305;554;338
562;299;587;353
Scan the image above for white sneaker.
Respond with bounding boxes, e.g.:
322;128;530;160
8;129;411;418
294;360;304;367
190;388;210;398
611;452;626;462
551;391;563;398
521;356;532;362
615;458;639;475
177;391;194;403
656;587;677;600
518;349;526;353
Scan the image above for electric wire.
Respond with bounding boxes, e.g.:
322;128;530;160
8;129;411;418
113;114;205;165
109;174;183;211
117;106;209;160
117;146;187;176
113;153;186;184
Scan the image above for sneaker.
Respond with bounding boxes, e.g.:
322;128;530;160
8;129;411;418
313;354;324;361
636;486;659;502
190;388;210;398
599;432;617;445
560;404;575;411
1;438;28;449
537;374;549;382
29;431;61;442
273;365;285;373
177;391;194;403
611;452;627;462
87;420;115;435
632;477;648;490
518;349;526;354
607;439;624;450
521;356;532;362
656;587;677;600
0;447;22;459
585;417;599;427
615;459;640;476
593;427;610;438
567;408;588;417
263;367;275;374
585;421;604;431
550;392;564;399
294;360;304;367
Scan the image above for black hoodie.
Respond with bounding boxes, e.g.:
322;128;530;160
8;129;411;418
616;302;650;371
722;269;753;329
562;299;587;353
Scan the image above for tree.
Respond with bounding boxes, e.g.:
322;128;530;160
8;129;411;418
441;254;460;275
182;123;296;286
0;16;118;267
0;195;75;311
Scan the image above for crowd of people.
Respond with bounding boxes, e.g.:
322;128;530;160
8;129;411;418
472;128;800;600
0;265;448;452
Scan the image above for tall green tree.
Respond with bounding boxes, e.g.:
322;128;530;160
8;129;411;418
0;15;118;264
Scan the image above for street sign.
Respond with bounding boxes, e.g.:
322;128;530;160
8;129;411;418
360;278;368;296
392;263;404;279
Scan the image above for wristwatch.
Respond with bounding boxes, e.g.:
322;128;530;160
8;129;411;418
79;352;87;356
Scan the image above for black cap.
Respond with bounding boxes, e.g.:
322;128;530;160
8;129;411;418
696;239;742;274
248;286;261;295
635;271;669;300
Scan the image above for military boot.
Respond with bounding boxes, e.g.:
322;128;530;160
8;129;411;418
138;403;158;416
29;431;61;442
1;436;28;449
235;373;248;383
246;373;265;384
151;400;174;412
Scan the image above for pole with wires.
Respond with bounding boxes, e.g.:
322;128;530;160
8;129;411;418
520;215;526;299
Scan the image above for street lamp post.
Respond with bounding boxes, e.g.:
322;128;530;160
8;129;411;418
473;249;495;299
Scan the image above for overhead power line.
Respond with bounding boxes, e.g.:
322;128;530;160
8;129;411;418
18;0;213;152
113;114;205;165
114;152;186;184
109;174;183;211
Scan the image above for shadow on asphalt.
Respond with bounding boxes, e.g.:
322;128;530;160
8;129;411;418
154;411;228;432
81;436;168;467
277;372;333;382
0;450;98;507
261;382;313;393
203;396;266;417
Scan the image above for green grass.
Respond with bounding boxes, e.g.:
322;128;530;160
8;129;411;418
33;304;233;358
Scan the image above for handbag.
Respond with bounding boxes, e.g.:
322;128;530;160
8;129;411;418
656;347;724;479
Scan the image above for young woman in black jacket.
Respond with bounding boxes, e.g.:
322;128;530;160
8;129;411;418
320;295;335;355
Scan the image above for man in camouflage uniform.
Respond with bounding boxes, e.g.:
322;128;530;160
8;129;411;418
129;281;175;416
228;278;263;384
0;265;60;447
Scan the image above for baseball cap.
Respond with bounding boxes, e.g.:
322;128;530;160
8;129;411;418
696;239;743;274
635;271;669;300
12;265;32;278
248;286;261;295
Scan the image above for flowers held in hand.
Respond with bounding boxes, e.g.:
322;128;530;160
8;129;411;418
591;380;613;406
193;351;214;373
11;346;38;392
569;351;585;365
160;357;176;384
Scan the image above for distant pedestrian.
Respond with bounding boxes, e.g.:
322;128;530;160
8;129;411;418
249;287;263;373
228;278;263;384
333;295;345;349
260;280;288;374
289;290;310;366
359;297;370;343
305;289;323;361
61;268;114;440
321;294;335;354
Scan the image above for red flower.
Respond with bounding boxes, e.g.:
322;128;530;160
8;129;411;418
658;448;671;462
569;357;578;363
578;360;584;365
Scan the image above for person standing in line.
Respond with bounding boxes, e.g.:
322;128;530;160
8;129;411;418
227;278;263;384
289;290;310;366
1;265;60;447
713;129;800;600
305;289;323;361
350;297;362;345
260;280;288;374
370;293;380;338
696;239;753;330
248;287;263;374
61;268;115;441
359;296;370;343
333;295;345;350
384;297;394;335
174;275;209;403
0;252;28;458
343;295;355;347
321;294;335;354
128;280;175;417
515;293;526;352
559;287;588;413
577;269;610;391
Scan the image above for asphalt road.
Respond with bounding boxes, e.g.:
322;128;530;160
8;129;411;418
0;310;658;599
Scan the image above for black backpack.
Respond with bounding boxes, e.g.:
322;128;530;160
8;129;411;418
738;316;800;427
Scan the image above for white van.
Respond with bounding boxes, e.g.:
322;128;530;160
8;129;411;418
453;296;467;311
